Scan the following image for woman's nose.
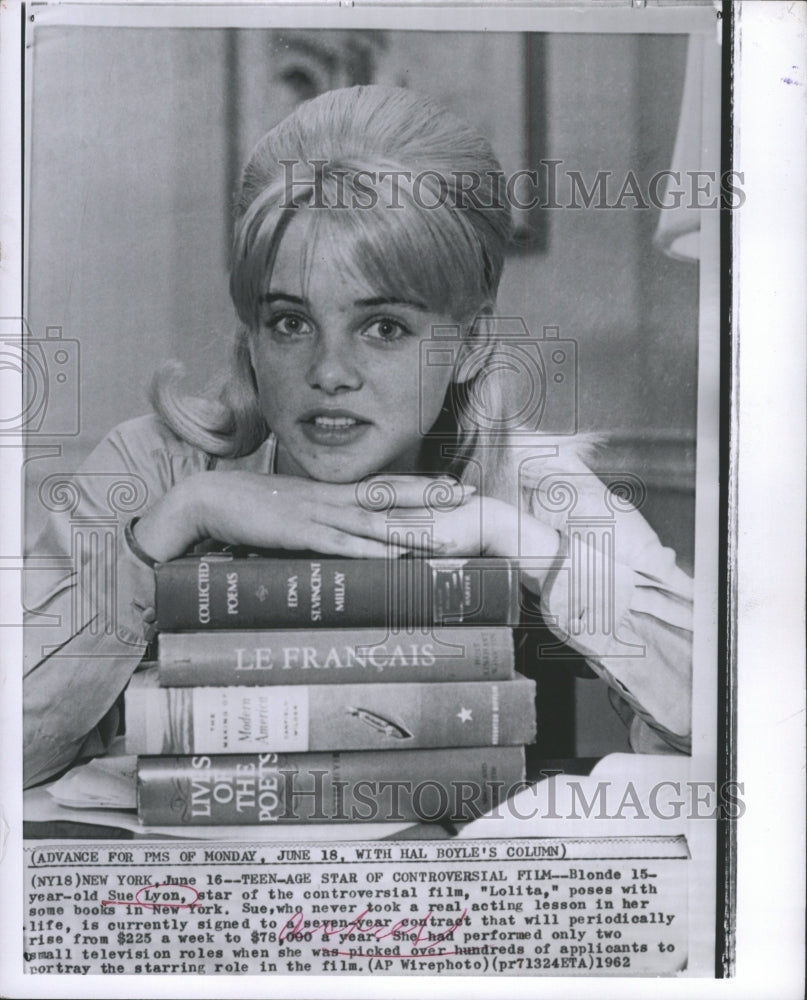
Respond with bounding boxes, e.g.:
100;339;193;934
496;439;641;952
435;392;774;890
305;335;363;393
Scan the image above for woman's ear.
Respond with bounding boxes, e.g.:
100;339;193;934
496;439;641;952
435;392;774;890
452;305;497;384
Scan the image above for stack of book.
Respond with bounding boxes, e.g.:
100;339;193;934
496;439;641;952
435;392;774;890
126;553;536;828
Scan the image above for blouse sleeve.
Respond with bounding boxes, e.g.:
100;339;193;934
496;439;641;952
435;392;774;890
22;415;208;787
525;461;693;754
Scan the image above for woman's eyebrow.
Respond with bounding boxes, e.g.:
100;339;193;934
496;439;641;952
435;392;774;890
260;292;429;311
261;292;305;305
355;296;428;311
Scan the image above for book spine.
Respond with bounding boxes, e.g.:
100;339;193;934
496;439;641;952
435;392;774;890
136;747;526;826
155;556;519;630
157;627;514;686
125;676;537;754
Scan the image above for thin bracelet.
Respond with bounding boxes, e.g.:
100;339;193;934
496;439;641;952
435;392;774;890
124;516;159;568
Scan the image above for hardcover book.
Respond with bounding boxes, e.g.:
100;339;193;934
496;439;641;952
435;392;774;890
156;626;515;686
124;669;537;754
136;746;526;825
155;555;521;630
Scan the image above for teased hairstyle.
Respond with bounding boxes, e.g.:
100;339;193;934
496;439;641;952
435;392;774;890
153;85;584;500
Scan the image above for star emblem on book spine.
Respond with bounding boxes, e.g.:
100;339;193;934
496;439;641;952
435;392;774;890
457;707;473;723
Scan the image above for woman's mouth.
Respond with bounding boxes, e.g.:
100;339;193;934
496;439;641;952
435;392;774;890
299;411;371;445
313;415;359;429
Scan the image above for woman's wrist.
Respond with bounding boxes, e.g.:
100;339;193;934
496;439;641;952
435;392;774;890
131;477;205;563
475;499;561;594
512;517;563;592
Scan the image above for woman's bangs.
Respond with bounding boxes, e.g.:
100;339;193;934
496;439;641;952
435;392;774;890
235;175;490;325
301;193;487;319
231;192;295;326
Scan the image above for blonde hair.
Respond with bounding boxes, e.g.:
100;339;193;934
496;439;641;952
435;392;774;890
153;85;583;501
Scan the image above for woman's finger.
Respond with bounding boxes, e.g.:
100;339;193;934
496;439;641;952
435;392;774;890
301;522;412;559
311;503;400;541
313;477;475;510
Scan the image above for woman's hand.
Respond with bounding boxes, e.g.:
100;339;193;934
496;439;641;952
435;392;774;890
130;470;473;563
131;471;560;593
398;494;562;590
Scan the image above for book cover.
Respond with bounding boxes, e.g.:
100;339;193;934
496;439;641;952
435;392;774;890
157;626;515;686
136;746;526;825
124;669;537;754
155;555;520;630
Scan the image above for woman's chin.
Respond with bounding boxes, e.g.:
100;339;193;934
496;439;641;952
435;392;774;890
276;439;423;483
301;458;384;485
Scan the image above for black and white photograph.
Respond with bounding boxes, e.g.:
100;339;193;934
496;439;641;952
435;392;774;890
1;0;804;996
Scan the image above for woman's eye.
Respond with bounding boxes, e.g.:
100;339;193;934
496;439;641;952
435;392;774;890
365;318;410;342
267;314;311;339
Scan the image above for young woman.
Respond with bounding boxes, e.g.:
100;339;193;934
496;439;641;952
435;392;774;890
24;86;692;788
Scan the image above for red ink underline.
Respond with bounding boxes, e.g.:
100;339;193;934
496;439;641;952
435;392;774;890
335;950;458;959
101;882;200;910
